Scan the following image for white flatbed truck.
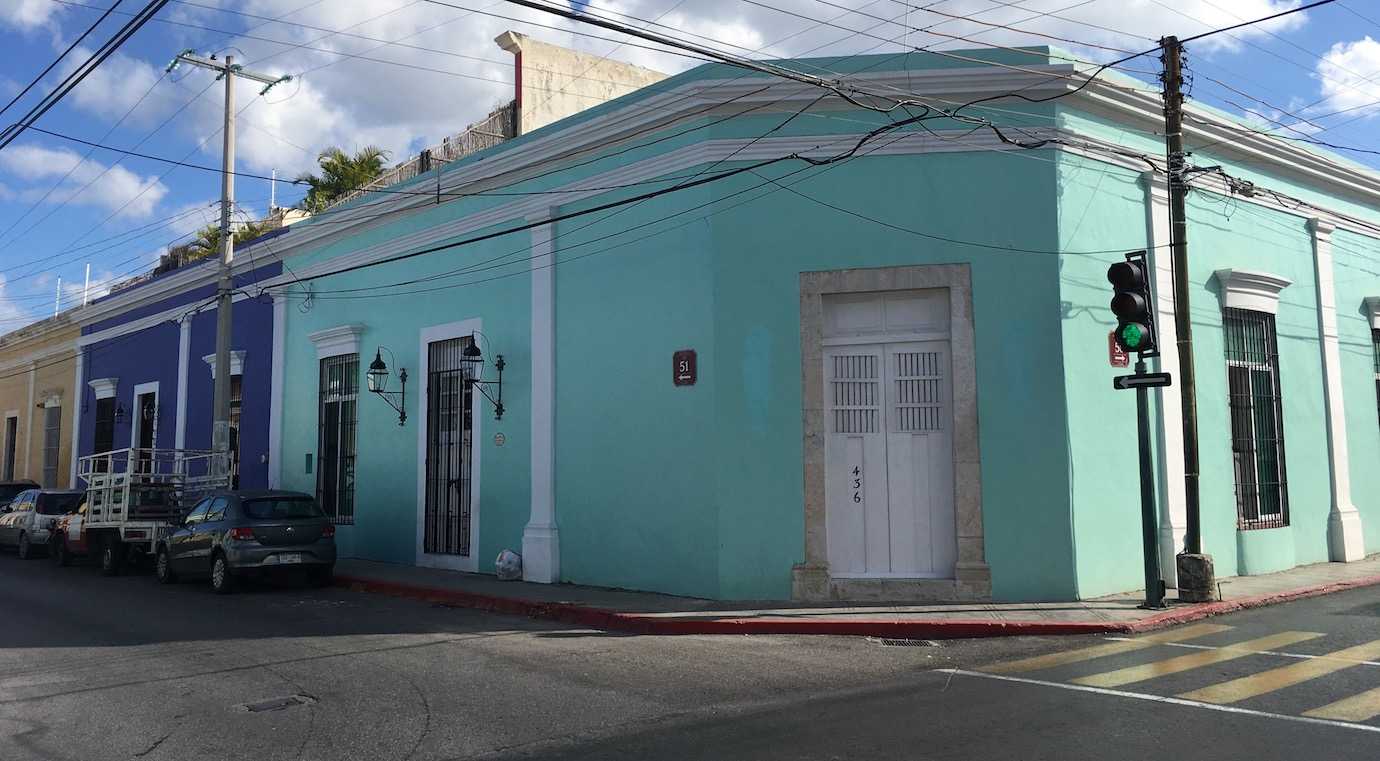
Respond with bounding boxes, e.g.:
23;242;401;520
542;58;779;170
76;448;230;575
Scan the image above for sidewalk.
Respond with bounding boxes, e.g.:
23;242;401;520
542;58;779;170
334;555;1380;638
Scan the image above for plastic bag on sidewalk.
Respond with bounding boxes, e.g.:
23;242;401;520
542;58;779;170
495;549;523;581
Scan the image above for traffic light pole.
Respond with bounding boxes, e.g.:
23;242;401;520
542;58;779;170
1134;357;1166;609
1161;36;1216;602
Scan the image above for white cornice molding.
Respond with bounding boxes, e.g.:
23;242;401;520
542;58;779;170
1364;297;1380;331
1214;269;1293;314
76;290;253;348
88;377;118;399
202;350;246;379
308;324;365;359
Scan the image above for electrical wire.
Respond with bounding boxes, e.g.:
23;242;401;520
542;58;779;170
0;0;125;121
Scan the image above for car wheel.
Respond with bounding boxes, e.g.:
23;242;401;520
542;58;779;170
309;564;334;588
99;537;123;577
210;554;234;595
155;548;177;584
17;532;32;560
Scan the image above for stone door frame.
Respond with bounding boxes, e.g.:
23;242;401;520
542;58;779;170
793;264;990;601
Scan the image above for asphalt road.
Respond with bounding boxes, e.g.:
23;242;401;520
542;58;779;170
4;550;1380;760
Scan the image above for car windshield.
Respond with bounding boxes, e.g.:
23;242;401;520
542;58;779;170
37;493;81;515
0;485;29;501
242;498;323;521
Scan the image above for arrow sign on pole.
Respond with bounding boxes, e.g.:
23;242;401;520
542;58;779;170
1113;372;1173;390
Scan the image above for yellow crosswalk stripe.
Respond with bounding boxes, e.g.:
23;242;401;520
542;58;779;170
1072;631;1323;688
982;623;1233;674
1181;639;1380;705
1304;687;1380;722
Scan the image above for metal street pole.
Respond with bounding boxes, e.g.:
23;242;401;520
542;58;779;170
1135;357;1165;609
168;51;288;476
1160;36;1215;602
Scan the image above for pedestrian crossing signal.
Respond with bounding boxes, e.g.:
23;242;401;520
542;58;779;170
1107;251;1158;355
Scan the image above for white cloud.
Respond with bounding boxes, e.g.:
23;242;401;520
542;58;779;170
1313;36;1380;121
0;0;63;31
62;51;174;126
0;274;38;330
0;144;169;218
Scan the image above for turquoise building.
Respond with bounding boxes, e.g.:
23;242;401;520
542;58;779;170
261;46;1380;602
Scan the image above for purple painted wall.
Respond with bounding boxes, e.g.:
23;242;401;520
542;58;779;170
78;261;280;490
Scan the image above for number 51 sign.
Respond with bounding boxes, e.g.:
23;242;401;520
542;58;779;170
673;349;697;386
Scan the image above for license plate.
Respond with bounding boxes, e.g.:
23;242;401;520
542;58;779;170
279;553;302;564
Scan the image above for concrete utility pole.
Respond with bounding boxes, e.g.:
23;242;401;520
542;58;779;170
1160;36;1215;603
170;51;287;473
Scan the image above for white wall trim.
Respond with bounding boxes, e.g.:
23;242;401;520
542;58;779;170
87;377;118;400
130;381;160;450
268;295;286;489
308;324;365;360
416;317;483;573
24;361;34;481
524;212;559;584
1309;218;1366;561
1212;269;1293;314
175;319;190;451
77;290;253;348
68;351;83;486
202;350;246;379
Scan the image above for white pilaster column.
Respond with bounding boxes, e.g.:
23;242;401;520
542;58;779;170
68;349;84;486
24;360;35;481
268;294;286;488
175;317;191;450
522;212;559;583
1142;171;1189;586
1310;218;1365;561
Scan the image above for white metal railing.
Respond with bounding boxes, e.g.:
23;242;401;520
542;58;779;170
323;101;516;212
78;448;232;524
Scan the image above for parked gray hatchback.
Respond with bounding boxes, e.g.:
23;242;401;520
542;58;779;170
155;490;336;594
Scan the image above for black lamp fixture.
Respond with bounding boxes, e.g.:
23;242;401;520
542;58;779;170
113;402;126;424
462;333;505;420
367;347;408;426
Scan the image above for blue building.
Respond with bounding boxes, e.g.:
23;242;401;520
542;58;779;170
73;241;281;489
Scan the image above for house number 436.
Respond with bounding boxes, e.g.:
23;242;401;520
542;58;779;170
851;465;862;504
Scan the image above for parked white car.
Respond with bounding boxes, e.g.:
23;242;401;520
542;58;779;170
0;489;83;559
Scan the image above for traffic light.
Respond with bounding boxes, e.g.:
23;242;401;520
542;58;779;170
1107;251;1158;354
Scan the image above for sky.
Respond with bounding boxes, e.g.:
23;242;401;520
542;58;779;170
0;0;1377;329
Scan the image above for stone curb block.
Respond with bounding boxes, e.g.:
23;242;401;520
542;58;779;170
334;571;1380;638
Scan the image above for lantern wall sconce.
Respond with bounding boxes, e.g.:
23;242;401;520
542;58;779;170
462;333;505;420
367;347;408;426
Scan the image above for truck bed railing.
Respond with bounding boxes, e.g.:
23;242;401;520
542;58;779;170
78;448;232;524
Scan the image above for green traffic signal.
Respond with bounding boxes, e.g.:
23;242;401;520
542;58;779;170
1120;323;1148;350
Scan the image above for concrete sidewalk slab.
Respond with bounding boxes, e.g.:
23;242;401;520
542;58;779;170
334;554;1380;638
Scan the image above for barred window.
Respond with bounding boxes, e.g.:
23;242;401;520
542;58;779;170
1372;329;1379;428
42;405;61;488
317;355;358;524
1223;308;1289;529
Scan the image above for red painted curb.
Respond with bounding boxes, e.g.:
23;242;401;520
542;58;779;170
334;570;1380;638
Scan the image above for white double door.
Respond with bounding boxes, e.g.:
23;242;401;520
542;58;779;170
824;340;955;578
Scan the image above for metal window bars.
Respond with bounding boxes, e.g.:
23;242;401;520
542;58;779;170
1223;308;1290;530
1372;329;1380;429
317;355;359;525
424;337;475;557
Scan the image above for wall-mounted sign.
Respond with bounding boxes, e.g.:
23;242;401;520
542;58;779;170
493;432;506;447
1108;331;1130;369
673;349;697;386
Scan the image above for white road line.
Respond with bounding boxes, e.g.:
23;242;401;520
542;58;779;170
936;669;1380;735
1102;637;1380;667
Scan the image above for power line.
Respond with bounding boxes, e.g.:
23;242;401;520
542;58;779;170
0;0;124;121
0;0;173;151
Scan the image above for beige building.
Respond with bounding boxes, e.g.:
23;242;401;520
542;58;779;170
0;313;80;488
